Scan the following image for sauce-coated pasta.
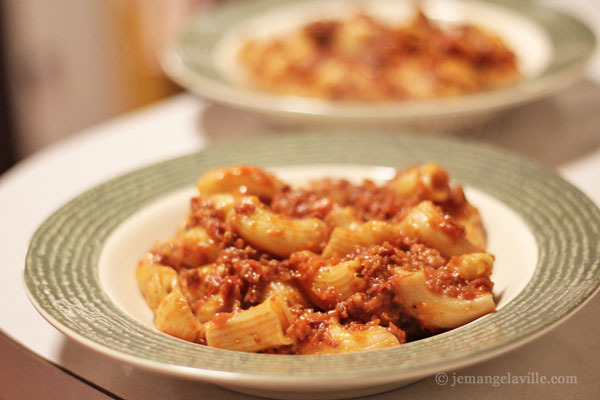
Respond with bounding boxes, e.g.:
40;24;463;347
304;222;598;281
136;165;495;354
237;10;520;101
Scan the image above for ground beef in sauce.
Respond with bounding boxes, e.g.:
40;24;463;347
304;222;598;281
424;265;494;300
237;11;519;101
139;166;495;354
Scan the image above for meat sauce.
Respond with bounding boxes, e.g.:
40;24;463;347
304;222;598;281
148;173;493;351
237;10;520;101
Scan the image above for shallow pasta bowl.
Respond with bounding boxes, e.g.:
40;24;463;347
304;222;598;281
162;0;595;129
24;133;600;399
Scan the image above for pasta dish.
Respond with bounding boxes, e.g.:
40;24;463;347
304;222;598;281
136;164;495;354
236;10;520;101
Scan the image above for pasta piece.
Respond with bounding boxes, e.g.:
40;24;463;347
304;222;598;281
205;295;294;352
152;226;220;269
298;321;400;354
322;220;400;258
261;281;311;307
194;293;226;323
389;163;451;202
196;166;286;201
453;204;487;250
154;286;203;342
391;269;495;330
325;206;361;229
136;254;178;311
309;260;366;308
206;193;236;212
399;201;482;257
136;252;163;289
177;264;230;323
448;253;494;280
228;196;328;258
179;264;222;302
183;193;236;233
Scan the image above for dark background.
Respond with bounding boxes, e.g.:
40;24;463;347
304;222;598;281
0;2;17;175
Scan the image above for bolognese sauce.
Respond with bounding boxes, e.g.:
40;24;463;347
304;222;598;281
237;10;520;101
137;165;496;354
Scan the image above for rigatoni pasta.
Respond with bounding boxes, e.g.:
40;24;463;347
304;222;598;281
136;164;496;354
204;295;294;352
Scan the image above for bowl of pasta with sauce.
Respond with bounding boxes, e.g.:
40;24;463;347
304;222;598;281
162;0;595;130
25;133;600;399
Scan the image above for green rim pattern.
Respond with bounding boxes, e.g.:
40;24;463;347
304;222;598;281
163;0;596;120
24;133;600;384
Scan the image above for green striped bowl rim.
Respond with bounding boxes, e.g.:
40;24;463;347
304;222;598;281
24;132;600;391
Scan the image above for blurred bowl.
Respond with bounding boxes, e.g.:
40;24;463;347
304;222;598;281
162;0;595;131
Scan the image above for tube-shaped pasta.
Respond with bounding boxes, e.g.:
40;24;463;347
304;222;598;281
152;226;220;269
183;194;236;232
197;166;286;200
154;286;203;342
298;321;400;355
136;253;178;311
389;163;450;202
309;260;366;308
448;253;494;280
453;204;487;250
136;252;163;289
136;264;178;311
391;270;495;330
206;193;236;212
325;206;361;230
228;196;328;258
399;201;483;257
194;293;225;323
205;295;294;352
322;220;400;258
261;281;311;307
